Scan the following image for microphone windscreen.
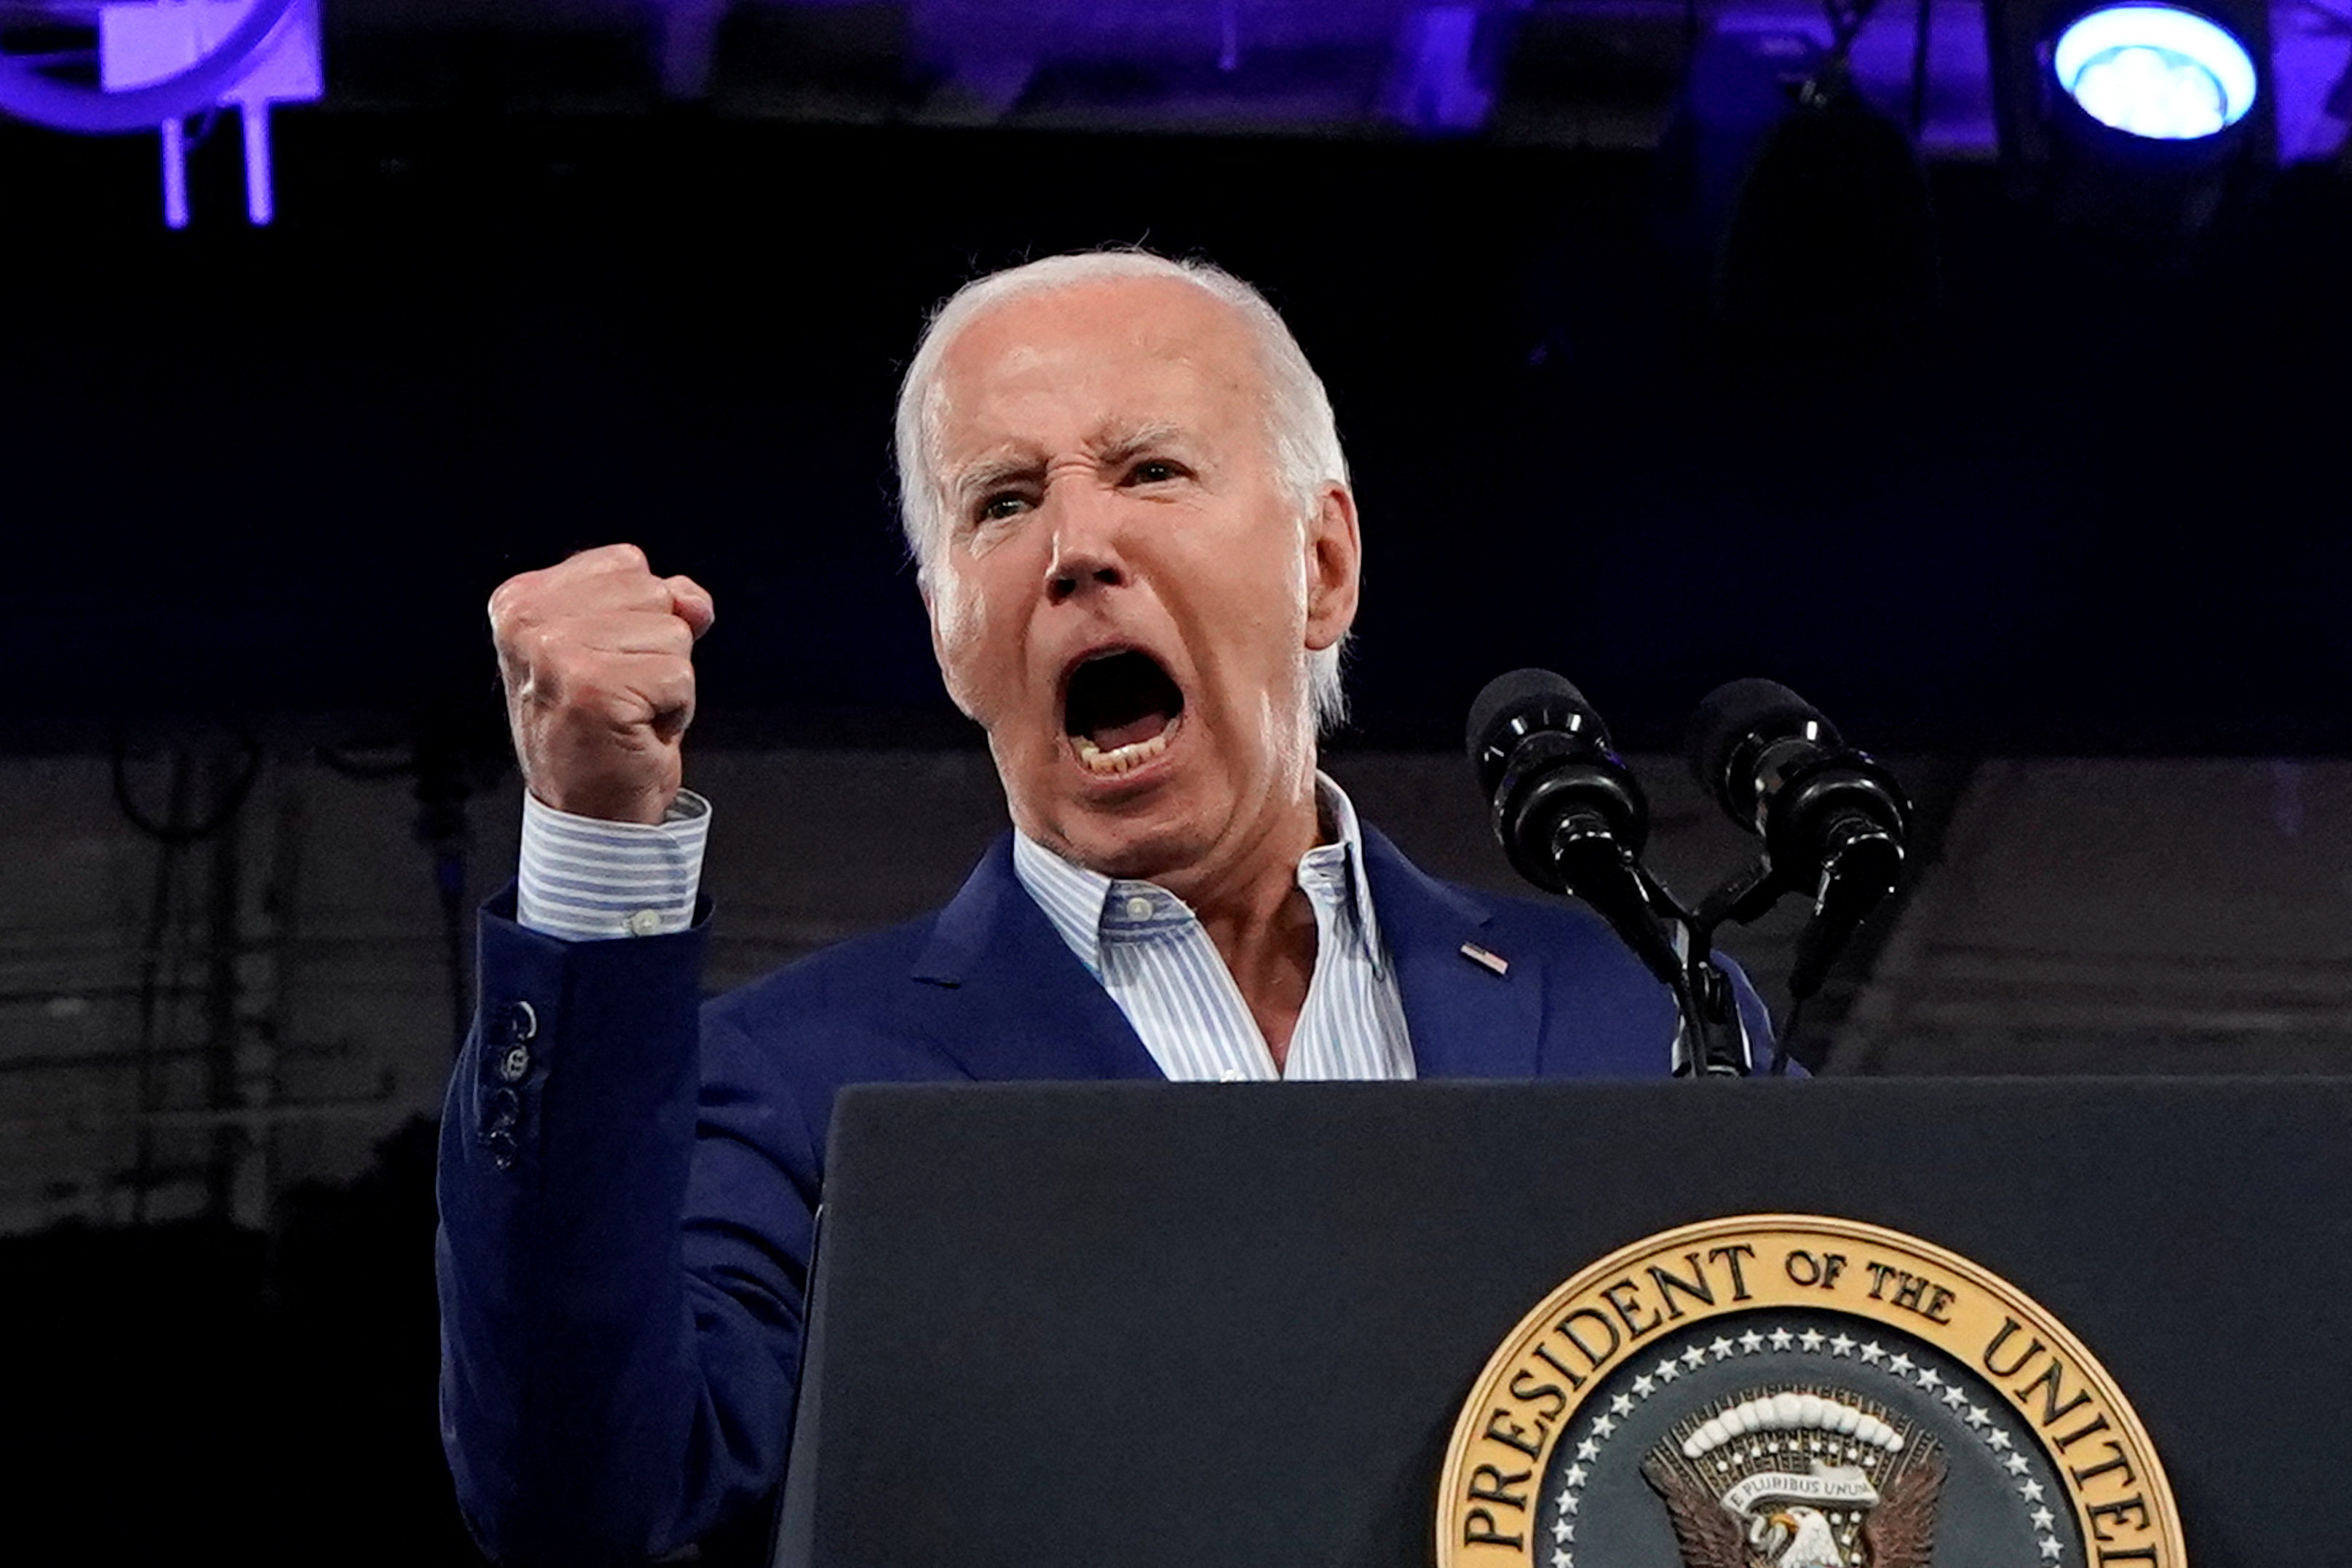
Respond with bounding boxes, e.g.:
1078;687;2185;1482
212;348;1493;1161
1685;678;1829;797
1465;668;1593;764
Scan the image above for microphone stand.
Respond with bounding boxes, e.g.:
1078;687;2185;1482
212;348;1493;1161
1660;887;1757;1079
1473;673;1907;1078
1527;796;1883;1080
1593;858;1754;1079
1529;812;1762;1079
1686;819;1901;1074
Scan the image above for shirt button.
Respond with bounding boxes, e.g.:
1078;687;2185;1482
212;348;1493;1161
625;908;665;937
1123;895;1154;921
499;1043;531;1083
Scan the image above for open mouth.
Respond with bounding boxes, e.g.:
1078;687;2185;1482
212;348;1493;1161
1063;649;1185;777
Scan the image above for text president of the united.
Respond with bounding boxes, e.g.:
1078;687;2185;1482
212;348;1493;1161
436;250;1765;1564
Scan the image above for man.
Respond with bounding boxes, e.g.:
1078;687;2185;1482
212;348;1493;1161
437;250;1761;1565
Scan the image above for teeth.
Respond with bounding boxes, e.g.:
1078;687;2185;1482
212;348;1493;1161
1073;729;1171;775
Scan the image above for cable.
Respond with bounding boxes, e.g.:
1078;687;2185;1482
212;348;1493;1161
1770;993;1809;1076
314;726;480;1053
314;738;420;782
111;723;260;847
1820;0;1885;60
413;733;475;1054
129;750;194;1224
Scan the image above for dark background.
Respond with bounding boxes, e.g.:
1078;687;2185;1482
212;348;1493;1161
8;111;2351;760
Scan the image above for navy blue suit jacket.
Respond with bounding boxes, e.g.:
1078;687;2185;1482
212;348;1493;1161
436;825;1761;1566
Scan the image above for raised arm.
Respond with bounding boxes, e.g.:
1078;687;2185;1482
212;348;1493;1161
439;547;804;1565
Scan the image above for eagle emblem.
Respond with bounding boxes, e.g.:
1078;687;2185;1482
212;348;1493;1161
1640;1389;1947;1568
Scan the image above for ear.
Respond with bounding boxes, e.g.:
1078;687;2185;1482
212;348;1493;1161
1302;483;1361;653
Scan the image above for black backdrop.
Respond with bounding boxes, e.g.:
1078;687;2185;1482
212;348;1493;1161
6;112;2350;759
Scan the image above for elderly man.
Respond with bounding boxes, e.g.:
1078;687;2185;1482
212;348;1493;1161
437;251;1749;1565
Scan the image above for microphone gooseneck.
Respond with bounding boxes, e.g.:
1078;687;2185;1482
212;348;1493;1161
1467;670;1750;1076
1687;679;1913;1067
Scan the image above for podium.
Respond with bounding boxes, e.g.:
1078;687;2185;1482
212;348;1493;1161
772;1079;2350;1565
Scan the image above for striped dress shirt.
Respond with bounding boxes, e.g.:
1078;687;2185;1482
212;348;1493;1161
1010;777;1414;1082
517;790;710;940
515;775;1415;1082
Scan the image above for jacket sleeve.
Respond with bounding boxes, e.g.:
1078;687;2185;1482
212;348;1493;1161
435;888;819;1566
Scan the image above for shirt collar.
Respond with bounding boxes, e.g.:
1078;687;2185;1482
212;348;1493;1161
1011;772;1385;979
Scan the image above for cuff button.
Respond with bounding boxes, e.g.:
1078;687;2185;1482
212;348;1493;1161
504;999;538;1043
499;1043;531;1082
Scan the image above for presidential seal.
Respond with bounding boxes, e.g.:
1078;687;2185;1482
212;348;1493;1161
1438;1216;2182;1568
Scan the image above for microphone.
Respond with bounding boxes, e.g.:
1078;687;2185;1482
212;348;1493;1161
1466;670;1679;993
1686;679;1910;1001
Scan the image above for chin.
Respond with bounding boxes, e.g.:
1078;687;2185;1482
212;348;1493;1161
1055;815;1205;880
1034;782;1218;878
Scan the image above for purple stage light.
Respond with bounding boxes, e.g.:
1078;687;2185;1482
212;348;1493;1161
0;0;320;229
99;0;322;227
2053;3;2259;138
0;0;298;133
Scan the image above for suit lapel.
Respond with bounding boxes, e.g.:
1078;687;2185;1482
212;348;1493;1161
909;834;1163;1082
904;828;1541;1083
1361;827;1545;1080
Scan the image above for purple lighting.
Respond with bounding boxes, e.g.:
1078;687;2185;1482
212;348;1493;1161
0;0;320;228
0;0;298;132
2053;4;2258;138
0;0;2341;179
2269;1;2352;159
1382;4;1497;132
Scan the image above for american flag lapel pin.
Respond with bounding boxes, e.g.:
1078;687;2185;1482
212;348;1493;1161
1459;942;1509;976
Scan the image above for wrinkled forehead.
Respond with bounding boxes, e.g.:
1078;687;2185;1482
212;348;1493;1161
923;276;1276;467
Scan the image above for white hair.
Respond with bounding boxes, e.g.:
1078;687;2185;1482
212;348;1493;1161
893;249;1352;732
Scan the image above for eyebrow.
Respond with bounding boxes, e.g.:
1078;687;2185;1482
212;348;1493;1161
946;421;1200;514
1094;421;1189;466
950;453;1044;512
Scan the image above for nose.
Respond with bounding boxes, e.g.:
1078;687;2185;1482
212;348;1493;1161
1042;491;1128;605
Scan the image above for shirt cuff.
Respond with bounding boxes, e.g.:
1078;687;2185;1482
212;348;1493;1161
515;789;710;941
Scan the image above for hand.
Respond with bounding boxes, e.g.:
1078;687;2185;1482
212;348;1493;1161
489;544;716;825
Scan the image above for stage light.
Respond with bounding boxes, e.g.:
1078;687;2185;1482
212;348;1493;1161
1985;0;2273;253
2051;4;2258;139
0;0;320;228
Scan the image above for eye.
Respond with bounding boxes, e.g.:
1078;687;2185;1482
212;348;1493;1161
975;491;1030;523
1128;458;1184;485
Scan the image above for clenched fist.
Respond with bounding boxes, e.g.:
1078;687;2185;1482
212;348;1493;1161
489;544;716;825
